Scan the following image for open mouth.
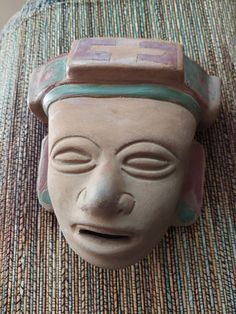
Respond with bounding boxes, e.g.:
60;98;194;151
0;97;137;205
71;224;140;256
76;225;131;241
79;229;129;240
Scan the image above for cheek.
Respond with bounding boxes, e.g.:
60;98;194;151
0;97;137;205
126;169;185;231
47;164;87;223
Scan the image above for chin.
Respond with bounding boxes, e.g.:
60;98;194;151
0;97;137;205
62;227;163;269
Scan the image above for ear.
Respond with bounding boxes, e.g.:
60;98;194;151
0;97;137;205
172;140;205;226
37;135;54;212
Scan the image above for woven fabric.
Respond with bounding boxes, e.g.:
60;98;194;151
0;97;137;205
0;0;235;313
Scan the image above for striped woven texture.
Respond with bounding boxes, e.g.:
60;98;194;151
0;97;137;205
0;1;235;313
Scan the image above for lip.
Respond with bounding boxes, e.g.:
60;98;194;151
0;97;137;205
66;223;143;267
73;223;133;240
69;223;142;258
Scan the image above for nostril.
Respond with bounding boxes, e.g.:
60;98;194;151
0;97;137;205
77;188;88;211
117;193;135;215
77;188;87;202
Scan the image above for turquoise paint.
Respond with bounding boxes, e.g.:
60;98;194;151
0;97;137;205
177;201;196;224
184;56;208;103
36;56;67;94
39;189;52;206
42;84;201;121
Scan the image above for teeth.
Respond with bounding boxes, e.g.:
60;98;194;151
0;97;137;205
79;229;129;240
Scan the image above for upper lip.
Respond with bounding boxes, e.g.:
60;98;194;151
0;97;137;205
73;223;133;237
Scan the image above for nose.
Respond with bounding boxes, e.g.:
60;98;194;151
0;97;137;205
77;162;135;217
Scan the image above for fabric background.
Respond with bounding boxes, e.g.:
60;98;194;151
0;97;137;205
0;0;235;313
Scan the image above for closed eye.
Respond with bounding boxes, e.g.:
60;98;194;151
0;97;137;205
54;149;92;164
125;154;169;171
52;148;95;174
118;141;177;180
50;136;100;174
122;155;175;180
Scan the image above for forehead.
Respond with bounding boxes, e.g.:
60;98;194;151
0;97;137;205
48;97;196;155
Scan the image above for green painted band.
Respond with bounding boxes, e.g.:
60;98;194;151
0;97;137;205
42;84;201;120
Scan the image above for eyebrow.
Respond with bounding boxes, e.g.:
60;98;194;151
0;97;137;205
50;135;101;155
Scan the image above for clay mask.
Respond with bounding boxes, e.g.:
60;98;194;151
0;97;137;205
28;38;220;268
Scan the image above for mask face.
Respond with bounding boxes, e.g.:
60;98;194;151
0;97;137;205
47;97;197;268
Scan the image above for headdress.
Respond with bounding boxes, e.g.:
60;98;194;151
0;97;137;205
28;38;220;128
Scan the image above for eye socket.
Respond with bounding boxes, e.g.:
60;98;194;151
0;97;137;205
52;148;96;173
51;136;99;174
118;141;177;180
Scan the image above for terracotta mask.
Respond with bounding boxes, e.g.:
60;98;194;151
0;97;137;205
28;38;220;268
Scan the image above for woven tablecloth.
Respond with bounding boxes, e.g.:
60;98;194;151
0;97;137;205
0;1;235;313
